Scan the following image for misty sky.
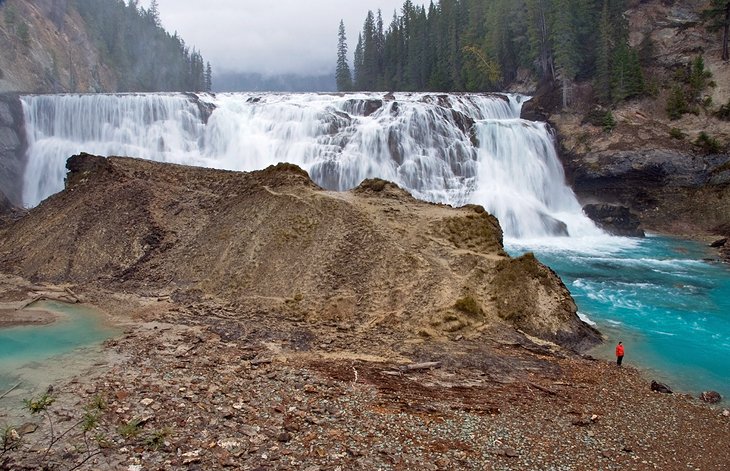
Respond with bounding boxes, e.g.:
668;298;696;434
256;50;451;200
140;0;427;76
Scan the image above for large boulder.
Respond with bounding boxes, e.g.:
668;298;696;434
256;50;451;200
582;204;645;237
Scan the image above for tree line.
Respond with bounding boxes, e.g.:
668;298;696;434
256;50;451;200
75;0;212;92
337;0;728;107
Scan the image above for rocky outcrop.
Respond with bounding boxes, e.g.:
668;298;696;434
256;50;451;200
566;149;730;234
582;204;645;237
0;153;600;352
546;0;730;237
0;93;26;205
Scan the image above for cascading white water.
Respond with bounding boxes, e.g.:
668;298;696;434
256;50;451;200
20;92;600;238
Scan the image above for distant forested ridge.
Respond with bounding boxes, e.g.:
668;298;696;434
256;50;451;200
75;0;211;92
337;0;647;104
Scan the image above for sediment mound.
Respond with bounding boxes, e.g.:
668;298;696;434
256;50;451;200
0;153;599;350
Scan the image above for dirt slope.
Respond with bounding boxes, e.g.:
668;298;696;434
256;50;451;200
0;153;597;351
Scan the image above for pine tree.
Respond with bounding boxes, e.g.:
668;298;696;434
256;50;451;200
353;33;364;89
525;0;555;82
205;62;213;92
362;10;378;90
336;20;353;91
148;0;160;26
551;0;579;108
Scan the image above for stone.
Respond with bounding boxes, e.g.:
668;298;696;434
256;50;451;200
709;238;727;248
582;203;645;237
722;409;729;417
17;422;38;435
699;391;722;404
140;398;155;406
181;449;202;464
650;380;673;394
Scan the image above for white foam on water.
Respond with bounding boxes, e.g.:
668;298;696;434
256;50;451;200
20;92;600;239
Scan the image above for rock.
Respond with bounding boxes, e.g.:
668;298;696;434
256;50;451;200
709;238;727;248
650;380;673;394
582;204;645;237
699;391;722;404
493;447;518;457
181;449;202;464
16;422;38;435
140;398;155;406
276;431;292;442
722;409;729;417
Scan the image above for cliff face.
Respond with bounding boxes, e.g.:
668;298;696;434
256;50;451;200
0;93;24;205
0;154;600;351
542;0;730;236
0;0;117;93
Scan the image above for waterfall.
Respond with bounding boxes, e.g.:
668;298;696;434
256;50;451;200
20;92;600;238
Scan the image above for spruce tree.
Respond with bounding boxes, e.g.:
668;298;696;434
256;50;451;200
336;20;353;91
551;0;579;108
353;33;364;89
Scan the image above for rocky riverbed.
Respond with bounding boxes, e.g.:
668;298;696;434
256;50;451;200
1;287;728;470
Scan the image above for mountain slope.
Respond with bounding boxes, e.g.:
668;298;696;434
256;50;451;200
0;0;207;93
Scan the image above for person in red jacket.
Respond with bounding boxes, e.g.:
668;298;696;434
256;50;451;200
616;341;625;366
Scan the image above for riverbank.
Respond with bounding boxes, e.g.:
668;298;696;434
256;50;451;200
1;291;728;470
0;308;59;327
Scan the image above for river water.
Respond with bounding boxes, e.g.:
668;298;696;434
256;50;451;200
508;234;730;398
15;91;730;398
0;301;117;394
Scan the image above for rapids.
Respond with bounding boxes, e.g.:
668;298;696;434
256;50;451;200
20;92;600;238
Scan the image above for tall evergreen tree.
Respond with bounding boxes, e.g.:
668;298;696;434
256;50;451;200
551;0;579;108
353;33;364;89
336;20;353;91
205;62;213;92
595;0;613;103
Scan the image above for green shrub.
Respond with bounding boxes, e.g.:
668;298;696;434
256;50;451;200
602;111;616;132
694;132;722;154
666;85;689;120
669;128;685;140
454;296;482;317
716;99;730;121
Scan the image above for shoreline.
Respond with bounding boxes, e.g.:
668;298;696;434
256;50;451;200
2;308;727;470
0;308;60;328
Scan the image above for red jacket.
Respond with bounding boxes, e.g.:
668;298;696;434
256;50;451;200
616;344;624;357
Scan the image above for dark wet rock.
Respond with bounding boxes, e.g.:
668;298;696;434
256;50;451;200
541;214;570;237
566;150;730;233
709;238;727;248
184;93;216;124
651;380;673;394
699;391;722;404
343;99;383;117
521;80;561;121
582;204;645;237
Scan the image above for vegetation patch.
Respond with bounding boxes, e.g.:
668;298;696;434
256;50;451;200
454;295;482;317
492;253;554;324
438;212;504;254
694;132;723;154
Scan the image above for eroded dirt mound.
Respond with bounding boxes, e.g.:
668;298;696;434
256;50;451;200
0;153;599;351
